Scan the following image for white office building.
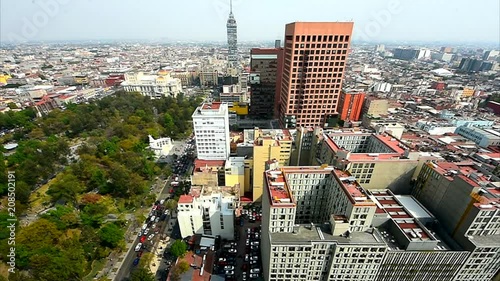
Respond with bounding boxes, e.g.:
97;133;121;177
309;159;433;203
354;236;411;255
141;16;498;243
177;187;236;240
122;70;182;99
192;102;230;160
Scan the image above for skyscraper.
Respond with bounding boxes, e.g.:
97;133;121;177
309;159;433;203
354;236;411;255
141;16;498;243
192;102;230;160
278;22;354;129
226;0;238;67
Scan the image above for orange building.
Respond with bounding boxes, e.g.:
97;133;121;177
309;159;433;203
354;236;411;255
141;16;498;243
339;91;365;121
278;22;354;128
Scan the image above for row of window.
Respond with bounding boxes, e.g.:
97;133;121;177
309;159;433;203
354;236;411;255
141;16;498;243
294;35;350;43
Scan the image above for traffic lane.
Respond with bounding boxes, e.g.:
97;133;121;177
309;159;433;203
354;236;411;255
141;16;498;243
115;233;140;281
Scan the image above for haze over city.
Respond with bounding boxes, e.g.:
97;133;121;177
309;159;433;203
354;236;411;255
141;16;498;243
1;0;499;44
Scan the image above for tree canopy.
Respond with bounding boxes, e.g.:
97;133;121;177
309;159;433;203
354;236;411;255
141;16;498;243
170;240;188;258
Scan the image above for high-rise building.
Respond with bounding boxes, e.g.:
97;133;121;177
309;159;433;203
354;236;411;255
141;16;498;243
192;102;230;160
260;163;475;281
278;22;354;129
249;48;283;119
226;0;238;67
339;91;366;121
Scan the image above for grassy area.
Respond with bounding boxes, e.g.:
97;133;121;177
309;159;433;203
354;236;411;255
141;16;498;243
82;259;106;281
28;180;54;214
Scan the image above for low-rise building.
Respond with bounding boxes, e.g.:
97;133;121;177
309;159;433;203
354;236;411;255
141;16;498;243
177;186;237;240
455;126;500;147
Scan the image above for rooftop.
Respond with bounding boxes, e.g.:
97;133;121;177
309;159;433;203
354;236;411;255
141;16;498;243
370;190;436;242
265;169;295;207
202;102;221;110
179;195;194;204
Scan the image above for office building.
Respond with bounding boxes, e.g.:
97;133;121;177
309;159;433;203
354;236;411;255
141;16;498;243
122;70;182;99
249;48;283;119
226;0;238;67
278;22;354;128
192;102;230;160
177;186;236;240
339;91;365;121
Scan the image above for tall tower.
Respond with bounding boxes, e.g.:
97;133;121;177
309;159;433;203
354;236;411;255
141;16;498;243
278;22;354;128
226;0;238;68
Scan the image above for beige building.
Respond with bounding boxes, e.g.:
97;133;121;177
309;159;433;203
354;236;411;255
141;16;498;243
224;157;246;197
251;128;294;201
303;128;432;194
170;71;193;87
190;159;225;187
199;70;218;87
363;98;388;117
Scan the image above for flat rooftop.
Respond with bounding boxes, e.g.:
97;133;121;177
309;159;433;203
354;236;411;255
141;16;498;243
202;102;221;110
370;190;437;242
265;169;295;207
270;223;384;245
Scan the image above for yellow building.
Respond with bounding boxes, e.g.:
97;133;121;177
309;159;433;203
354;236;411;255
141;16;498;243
228;102;249;116
224;157;246;197
73;75;89;85
251;128;293;201
0;74;12;84
191;159;225;187
461;87;474;98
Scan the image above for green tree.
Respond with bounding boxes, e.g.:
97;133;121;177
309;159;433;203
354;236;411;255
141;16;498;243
98;223;124;248
170;240;187;258
130;267;155;281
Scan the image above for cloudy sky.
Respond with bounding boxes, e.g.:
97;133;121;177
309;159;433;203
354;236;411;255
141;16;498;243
1;0;499;44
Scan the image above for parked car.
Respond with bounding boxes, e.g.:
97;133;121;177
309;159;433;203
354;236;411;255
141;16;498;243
134;243;142;252
133;257;140;266
224;265;234;270
250;268;260;274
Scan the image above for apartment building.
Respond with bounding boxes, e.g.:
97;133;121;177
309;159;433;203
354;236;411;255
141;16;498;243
122;70;182;99
192;102;230;160
251;128;294;201
306;129;425;194
224;156;245;196
261;164;488;281
413;161;500;281
177;186;237;240
191;159;225;187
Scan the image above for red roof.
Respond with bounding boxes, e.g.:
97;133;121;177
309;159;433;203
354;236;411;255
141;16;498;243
178;195;194;204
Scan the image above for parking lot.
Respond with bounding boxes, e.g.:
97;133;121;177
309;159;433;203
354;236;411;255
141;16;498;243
214;204;263;280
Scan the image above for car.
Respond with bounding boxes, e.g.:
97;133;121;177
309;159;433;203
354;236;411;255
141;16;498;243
250;256;258;261
140;235;146;243
251;241;260;246
148;234;155;240
230;242;237;247
246;239;250;246
141;224;147;230
253;233;260;240
247;229;251;234
228;249;237;254
133;257;140;266
150;216;156;222
250;268;260;274
144;228;150;235
160;199;165;204
249;273;259;278
224;265;234;270
225;270;234;276
155;217;160;223
250;260;258;265
251;245;259;250
218;258;226;263
137;250;143;257
134;243;142;252
245;254;249;261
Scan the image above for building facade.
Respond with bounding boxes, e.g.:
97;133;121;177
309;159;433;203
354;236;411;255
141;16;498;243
278;22;354;128
177;187;236;240
339;91;366;121
455;126;500;147
249;48;283;119
122;70;182;99
192;102;230;160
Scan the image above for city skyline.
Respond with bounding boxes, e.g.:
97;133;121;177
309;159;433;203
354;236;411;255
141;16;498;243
1;0;499;44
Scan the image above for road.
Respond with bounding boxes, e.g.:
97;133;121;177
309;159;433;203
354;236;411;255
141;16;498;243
114;177;177;281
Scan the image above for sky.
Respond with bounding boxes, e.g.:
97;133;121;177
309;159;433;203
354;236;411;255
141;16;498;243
1;0;499;44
